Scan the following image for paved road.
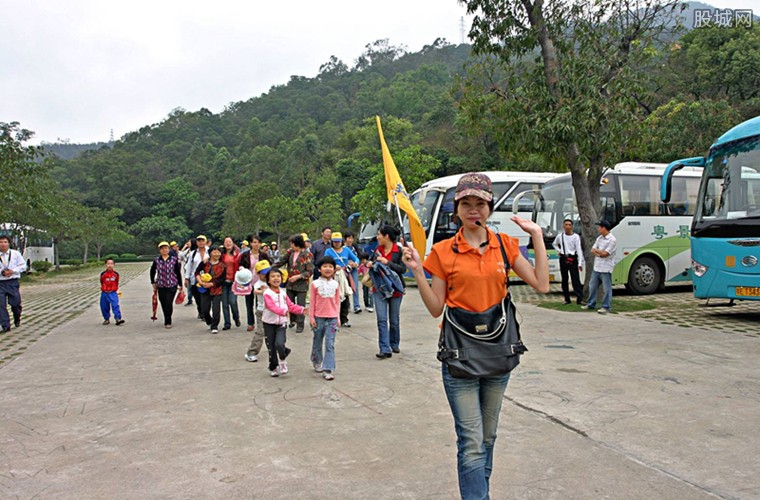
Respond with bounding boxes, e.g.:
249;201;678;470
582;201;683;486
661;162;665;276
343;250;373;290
0;263;758;498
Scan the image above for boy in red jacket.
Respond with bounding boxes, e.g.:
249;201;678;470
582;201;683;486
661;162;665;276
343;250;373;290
100;258;125;325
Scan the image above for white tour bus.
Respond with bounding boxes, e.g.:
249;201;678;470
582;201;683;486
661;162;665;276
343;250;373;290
404;171;560;264
532;162;702;294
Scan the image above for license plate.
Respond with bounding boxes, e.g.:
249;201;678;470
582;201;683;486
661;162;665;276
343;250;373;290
736;286;760;297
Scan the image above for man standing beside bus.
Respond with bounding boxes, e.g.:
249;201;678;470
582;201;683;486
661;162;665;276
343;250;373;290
552;219;584;305
0;235;27;332
583;220;617;314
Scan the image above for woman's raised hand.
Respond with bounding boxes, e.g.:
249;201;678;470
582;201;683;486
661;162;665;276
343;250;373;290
511;216;542;236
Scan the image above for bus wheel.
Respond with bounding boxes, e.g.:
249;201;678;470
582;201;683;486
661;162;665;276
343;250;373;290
628;256;661;295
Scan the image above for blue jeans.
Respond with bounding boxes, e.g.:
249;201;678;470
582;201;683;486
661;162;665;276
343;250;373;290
221;281;240;328
442;363;510;500
350;268;361;311
372;291;402;353
311;317;337;371
362;285;374;308
587;270;612;310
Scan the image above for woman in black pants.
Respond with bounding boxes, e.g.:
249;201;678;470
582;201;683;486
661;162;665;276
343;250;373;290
150;241;183;329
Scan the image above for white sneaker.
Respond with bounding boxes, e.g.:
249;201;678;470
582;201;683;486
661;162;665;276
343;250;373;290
279;361;288;374
211;329;219;334
598;308;610;315
323;371;334;380
245;354;258;362
582;304;594;310
367;307;374;313
270;368;280;377
313;364;324;373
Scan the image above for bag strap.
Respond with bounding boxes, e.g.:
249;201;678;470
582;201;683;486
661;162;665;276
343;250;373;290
495;233;511;290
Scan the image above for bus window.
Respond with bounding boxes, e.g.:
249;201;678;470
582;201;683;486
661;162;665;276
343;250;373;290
433;188;458;243
410;189;441;233
701;178;724;218
619;175;662;216
666;176;700;215
600;177;619;226
741;165;760;215
491;182;514;210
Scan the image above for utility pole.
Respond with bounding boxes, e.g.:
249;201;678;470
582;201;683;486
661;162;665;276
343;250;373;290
109;129;114;143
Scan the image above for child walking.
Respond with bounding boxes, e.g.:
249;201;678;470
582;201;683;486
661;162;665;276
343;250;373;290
262;268;307;377
358;253;374;313
100;258;125;325
244;260;272;363
309;257;341;380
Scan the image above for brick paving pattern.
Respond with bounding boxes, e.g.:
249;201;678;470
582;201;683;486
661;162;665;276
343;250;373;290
2;264;757;368
0;262;147;367
510;282;760;335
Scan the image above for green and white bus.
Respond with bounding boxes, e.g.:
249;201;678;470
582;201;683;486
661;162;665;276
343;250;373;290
532;162;702;294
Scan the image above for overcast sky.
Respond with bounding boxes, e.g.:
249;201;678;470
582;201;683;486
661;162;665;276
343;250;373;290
2;0;757;145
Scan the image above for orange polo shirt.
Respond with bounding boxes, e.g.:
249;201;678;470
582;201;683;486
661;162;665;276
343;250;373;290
423;229;519;312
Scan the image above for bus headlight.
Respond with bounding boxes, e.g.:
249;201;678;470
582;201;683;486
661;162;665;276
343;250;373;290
692;259;708;277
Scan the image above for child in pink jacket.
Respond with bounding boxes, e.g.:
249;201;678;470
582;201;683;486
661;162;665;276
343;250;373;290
309;256;341;380
263;268;306;377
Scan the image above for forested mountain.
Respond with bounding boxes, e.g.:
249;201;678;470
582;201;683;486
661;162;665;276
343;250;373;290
40;141;112;160
25;19;760;256
46;39;493;251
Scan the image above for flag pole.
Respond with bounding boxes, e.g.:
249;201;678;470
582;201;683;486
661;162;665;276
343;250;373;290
392;192;406;243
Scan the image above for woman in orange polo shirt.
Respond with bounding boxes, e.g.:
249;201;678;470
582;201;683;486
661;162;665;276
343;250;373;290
403;173;549;500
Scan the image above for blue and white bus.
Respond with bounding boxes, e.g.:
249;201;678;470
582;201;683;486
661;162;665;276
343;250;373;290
662;115;760;301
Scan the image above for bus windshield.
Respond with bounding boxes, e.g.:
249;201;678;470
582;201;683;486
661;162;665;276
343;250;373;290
699;135;760;221
534;181;576;239
409;189;442;233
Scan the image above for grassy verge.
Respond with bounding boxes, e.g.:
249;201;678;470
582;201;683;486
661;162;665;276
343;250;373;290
20;262;102;283
538;298;657;313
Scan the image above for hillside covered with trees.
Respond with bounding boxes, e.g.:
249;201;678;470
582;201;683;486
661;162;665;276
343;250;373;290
3;13;759;259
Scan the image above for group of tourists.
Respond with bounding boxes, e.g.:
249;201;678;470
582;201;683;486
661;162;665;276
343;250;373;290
133;225;408;378
95;173;558;499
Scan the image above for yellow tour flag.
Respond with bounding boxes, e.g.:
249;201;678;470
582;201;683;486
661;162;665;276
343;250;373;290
375;116;427;258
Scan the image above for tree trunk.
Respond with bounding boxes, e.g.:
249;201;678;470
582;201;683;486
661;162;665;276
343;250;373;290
82;241;89;265
567;149;605;299
53;236;61;272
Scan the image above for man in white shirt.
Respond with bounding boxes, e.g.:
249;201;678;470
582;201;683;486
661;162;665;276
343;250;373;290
583;220;617;314
0;235;28;332
552;219;584;304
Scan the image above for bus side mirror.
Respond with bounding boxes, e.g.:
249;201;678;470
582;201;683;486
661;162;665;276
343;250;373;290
661;157;705;203
511;189;541;214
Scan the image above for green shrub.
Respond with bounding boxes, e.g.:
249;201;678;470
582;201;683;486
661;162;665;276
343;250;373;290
120;253;137;259
60;259;83;266
32;260;53;273
104;253;119;260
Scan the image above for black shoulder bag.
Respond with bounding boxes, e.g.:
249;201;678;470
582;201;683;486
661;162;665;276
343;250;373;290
436;235;527;379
